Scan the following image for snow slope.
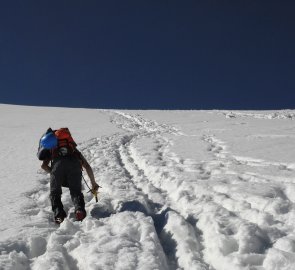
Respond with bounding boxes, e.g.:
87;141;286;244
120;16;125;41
1;104;295;270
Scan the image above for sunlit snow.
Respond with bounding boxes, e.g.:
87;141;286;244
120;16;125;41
1;104;295;270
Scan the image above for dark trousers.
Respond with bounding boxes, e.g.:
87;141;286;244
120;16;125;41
50;156;85;217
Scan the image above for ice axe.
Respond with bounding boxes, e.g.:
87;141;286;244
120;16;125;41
82;174;101;202
88;188;99;202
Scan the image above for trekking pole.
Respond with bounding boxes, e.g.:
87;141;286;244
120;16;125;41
82;174;100;202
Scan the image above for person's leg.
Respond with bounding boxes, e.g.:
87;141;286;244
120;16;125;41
66;158;86;219
50;159;66;220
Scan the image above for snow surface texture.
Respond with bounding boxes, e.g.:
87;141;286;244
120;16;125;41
1;105;295;270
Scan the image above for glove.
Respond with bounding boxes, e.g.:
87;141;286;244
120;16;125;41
92;182;100;192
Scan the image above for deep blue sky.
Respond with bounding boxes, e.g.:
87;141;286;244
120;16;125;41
0;1;294;109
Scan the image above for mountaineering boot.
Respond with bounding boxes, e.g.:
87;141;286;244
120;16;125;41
75;209;86;221
54;209;67;224
71;192;86;221
50;193;67;224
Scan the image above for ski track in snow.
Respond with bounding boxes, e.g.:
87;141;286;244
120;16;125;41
1;110;295;269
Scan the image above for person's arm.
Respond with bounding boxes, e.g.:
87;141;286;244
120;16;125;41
80;154;99;191
41;159;51;173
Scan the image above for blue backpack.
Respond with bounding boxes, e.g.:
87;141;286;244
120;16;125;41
37;128;54;160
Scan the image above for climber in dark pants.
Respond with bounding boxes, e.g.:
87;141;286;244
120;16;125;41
42;149;99;223
39;128;99;223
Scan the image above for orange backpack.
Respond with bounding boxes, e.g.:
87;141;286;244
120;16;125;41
53;128;77;156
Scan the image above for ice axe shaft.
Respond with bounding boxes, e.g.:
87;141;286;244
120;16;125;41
82;174;100;202
92;190;98;202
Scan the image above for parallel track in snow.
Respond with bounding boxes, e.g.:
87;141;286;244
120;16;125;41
100;111;295;269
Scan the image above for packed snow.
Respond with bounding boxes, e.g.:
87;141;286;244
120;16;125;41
1;104;295;270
